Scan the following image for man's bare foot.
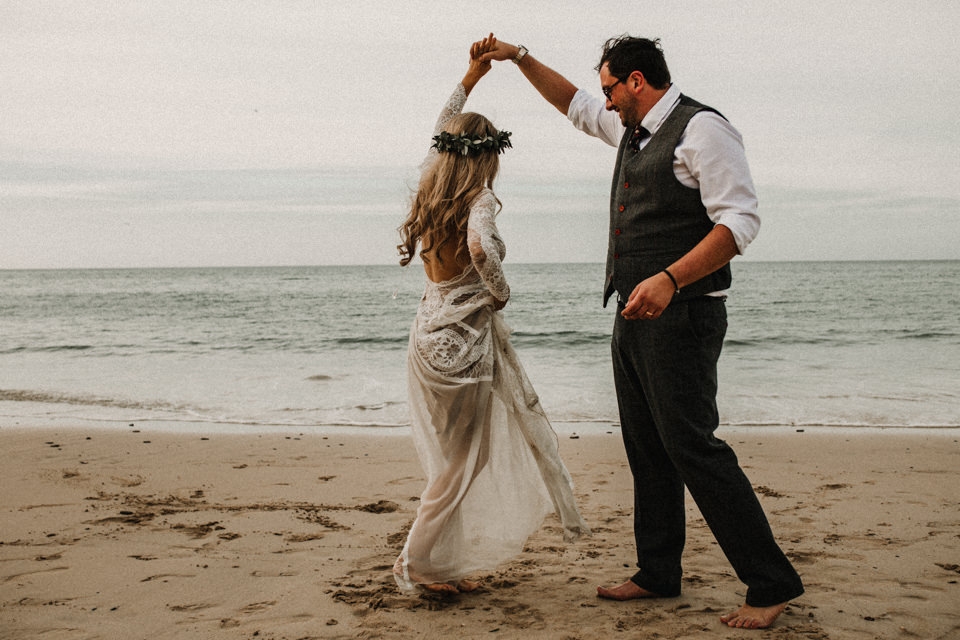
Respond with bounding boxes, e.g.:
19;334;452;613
596;580;661;601
720;602;788;629
457;579;480;593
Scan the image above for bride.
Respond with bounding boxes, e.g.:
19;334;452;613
393;35;589;595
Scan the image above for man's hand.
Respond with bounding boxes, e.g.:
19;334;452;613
470;33;499;62
472;33;578;116
621;272;676;320
474;35;519;64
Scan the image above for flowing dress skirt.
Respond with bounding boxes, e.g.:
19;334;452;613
394;301;589;592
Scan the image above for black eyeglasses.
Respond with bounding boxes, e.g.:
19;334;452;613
601;78;623;101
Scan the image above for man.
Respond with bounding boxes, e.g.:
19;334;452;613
477;35;804;629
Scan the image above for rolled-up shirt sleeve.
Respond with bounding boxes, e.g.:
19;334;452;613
566;89;624;147
678;112;761;254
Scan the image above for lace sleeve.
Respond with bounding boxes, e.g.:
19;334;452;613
467;190;510;302
419;84;468;174
434;84;467;135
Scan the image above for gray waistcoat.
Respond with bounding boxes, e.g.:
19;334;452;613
603;94;732;306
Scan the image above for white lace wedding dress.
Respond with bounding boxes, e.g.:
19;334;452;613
394;85;590;593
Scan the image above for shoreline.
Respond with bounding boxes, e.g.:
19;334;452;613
3;417;960;436
1;425;958;638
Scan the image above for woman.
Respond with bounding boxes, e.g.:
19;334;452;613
394;36;589;595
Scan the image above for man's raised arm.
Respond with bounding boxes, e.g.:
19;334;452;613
477;37;579;115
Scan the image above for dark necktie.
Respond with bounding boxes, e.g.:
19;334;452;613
629;126;650;153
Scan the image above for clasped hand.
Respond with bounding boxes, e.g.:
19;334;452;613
460;33;497;92
468;34;496;75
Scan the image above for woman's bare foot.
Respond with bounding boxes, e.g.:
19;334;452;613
596;580;661;601
398;560;458;595
396;558;478;596
419;581;459;595
720;602;788;629
421;578;479;594
456;579;480;593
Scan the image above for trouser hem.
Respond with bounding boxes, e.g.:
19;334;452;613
745;582;805;608
630;573;681;599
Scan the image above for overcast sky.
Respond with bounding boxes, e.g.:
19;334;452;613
2;1;958;269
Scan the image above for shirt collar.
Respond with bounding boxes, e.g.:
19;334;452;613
640;84;681;136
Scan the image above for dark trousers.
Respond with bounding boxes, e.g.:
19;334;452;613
611;295;803;607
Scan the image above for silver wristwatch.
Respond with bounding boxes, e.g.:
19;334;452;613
513;45;529;65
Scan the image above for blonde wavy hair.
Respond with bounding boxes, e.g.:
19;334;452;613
398;112;502;269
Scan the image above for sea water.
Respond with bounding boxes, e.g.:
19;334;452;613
0;261;957;431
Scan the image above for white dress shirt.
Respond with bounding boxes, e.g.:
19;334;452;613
567;84;760;255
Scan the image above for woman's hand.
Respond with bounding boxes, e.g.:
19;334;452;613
462;33;496;95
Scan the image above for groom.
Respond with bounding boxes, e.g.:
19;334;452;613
477;35;804;629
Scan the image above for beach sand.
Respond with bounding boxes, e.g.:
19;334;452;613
1;424;958;639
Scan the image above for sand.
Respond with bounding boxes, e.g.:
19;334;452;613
1;424;958;639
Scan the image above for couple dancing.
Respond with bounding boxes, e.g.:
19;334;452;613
393;34;804;630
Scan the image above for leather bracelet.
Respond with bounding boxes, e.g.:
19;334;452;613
663;268;680;296
513;45;528;65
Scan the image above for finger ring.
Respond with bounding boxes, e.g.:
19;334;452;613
645;311;654;316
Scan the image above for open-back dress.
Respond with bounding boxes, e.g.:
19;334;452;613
394;84;589;593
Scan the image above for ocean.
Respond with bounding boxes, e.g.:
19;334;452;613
1;261;957;433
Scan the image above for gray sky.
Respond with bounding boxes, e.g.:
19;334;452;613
2;1;958;268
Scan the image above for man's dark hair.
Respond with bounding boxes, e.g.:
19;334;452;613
596;35;671;89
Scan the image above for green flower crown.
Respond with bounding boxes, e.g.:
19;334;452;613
431;130;513;156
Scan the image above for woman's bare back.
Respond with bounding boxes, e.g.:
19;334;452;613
423;241;469;283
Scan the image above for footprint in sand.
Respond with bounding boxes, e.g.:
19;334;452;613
140;573;197;582
167;602;216;612
4;566;69;583
250;570;298;578
110;475;145;487
238;601;277;614
817;483;850;491
285;533;324;543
